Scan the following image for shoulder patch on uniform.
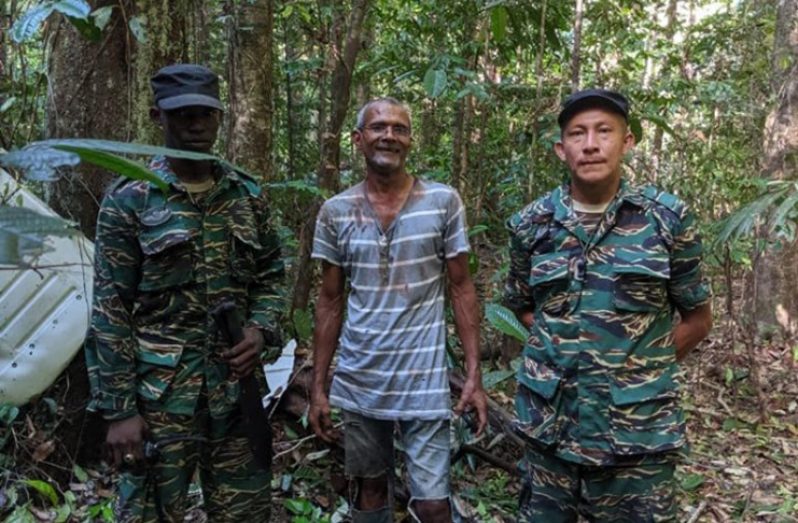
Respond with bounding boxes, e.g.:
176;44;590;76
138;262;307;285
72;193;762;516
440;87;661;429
641;185;686;216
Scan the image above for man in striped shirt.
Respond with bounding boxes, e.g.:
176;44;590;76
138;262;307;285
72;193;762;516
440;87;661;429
309;97;488;523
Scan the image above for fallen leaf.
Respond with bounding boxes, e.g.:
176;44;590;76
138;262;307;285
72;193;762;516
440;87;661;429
32;440;55;462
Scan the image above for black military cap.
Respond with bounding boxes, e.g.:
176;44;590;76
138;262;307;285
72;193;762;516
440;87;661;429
150;64;223;111
558;88;629;128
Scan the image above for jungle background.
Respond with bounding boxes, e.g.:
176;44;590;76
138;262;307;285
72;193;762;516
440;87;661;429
1;0;797;521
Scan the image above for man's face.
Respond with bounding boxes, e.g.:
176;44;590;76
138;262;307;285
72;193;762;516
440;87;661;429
554;107;634;194
152;105;221;153
352;102;412;176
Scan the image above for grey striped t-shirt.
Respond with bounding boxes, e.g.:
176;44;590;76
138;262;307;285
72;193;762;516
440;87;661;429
311;178;470;420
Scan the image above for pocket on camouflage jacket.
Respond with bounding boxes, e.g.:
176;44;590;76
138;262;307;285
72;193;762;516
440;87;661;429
514;357;564;447
529;252;571;316
608;363;686;456
613;247;670;312
138;224;196;291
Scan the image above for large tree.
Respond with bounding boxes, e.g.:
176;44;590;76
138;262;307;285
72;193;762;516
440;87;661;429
748;0;798;334
44;1;135;236
42;0;136;469
225;0;274;179
291;0;370;312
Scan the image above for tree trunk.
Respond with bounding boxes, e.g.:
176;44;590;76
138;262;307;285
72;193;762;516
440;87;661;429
571;0;585;92
225;0;274;181
45;0;134;237
291;0;370;312
748;0;798;335
451;19;479;193
650;0;679;176
42;0;136;472
133;0;195;143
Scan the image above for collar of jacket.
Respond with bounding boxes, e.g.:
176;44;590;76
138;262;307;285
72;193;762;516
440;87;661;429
145;155;261;197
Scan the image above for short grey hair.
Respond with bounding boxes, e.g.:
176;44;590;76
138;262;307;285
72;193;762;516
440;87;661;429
355;97;413;130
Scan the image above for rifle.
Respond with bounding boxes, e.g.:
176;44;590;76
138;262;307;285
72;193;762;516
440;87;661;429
211;300;272;471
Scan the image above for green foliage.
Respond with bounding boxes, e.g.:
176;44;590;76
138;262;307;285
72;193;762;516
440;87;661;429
20;479;58;506
128;15;147;43
680;473;705;492
283;497;334;523
292;308;313;343
484;303;529;343
490;6;508;42
713;180;798;251
423;68;448;99
10;0;97;43
481;368;515;389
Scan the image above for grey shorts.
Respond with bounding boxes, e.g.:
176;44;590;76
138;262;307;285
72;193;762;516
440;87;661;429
342;409;451;501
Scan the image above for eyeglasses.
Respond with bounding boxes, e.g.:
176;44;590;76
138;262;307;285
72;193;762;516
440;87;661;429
361;123;411;137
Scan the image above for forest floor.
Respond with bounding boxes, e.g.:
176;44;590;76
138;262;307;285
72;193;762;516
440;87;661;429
2;313;797;522
261;319;798;523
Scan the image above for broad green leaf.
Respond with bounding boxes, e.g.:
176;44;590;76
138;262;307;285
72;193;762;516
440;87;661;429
468;224;489;237
491;6;508;42
128;15;147;43
4;504;36;523
485;303;529;343
72;464;89;482
54;503;71;523
20;479;59;506
643;114;676;137
0;145;81;181
11;4;56;43
91;6;114;30
32;138;219;163
468;251;479;275
680;473;704;491
52;0;91;18
482;369;515;389
724;366;734;386
0;96;17;113
281;4;294;18
793;345;798;363
284;498;312;515
423;68;447;99
769;185;798;234
629;116;643;143
0;404;20;424
66;15;101;41
52;145;169;193
722;417;741;431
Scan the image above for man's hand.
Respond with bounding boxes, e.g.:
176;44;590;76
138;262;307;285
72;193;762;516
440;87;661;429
309;393;338;443
454;377;489;436
223;326;264;379
106;414;148;467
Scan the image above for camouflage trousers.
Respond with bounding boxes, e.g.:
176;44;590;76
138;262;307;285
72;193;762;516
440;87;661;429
518;449;677;523
115;404;270;522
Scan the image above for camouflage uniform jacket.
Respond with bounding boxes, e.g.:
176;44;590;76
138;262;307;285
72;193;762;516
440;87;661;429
505;180;709;466
87;156;284;421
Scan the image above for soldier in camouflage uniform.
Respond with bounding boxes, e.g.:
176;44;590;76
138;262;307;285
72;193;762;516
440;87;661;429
504;89;712;522
86;64;284;522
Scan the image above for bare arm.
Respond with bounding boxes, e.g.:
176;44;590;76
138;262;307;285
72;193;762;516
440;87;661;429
309;261;345;443
674;303;712;361
447;253;488;435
